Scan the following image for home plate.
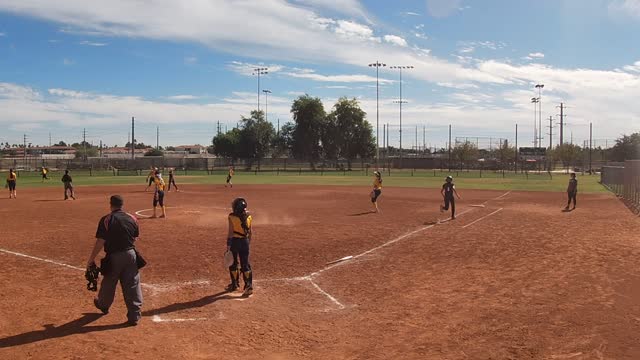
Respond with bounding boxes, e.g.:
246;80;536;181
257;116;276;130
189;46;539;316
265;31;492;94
326;255;353;265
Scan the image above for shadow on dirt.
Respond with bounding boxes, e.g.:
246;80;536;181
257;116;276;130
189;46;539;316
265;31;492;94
0;313;129;348
142;291;241;317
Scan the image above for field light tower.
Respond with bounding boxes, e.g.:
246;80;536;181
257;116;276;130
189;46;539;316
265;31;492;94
368;61;386;168
535;84;544;150
262;89;271;121
531;97;539;147
390;65;414;169
252;67;268;111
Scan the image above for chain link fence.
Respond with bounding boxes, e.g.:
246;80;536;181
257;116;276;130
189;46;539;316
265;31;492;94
601;160;640;214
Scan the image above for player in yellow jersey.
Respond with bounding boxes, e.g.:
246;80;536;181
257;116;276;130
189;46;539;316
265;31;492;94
225;166;234;188
370;171;383;213
151;171;166;218
145;167;157;192
225;198;253;296
41;167;49;182
6;168;17;199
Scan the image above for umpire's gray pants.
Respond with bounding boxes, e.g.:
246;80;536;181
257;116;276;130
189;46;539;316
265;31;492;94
96;249;143;323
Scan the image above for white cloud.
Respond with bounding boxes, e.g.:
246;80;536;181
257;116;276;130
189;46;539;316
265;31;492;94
528;52;545;58
227;61;284;76
79;40;108;46
383;35;408;47
282;69;393;83
426;0;462;17
49;88;90;98
0;32;6;37
166;95;202;101
183;56;198;65
437;82;479;90
401;11;421;16
623;60;640;72
334;20;375;41
0;82;41;100
63;58;75;65
609;0;640;19
292;0;372;23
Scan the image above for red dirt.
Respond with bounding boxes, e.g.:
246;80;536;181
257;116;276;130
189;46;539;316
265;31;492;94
0;184;639;359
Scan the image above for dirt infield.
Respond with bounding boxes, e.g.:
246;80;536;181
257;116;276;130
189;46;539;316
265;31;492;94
0;184;639;359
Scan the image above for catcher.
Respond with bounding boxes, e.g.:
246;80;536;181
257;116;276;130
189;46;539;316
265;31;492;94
225;197;253;297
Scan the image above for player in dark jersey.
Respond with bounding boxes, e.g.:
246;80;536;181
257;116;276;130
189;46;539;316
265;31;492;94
565;173;578;210
440;176;461;219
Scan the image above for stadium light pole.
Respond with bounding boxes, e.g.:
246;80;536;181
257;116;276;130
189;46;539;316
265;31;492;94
531;97;539;147
390;65;414;169
252;67;268;111
262;89;271;121
535;84;544;150
369;61;386;169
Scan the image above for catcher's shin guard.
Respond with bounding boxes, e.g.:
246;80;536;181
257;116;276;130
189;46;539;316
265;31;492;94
242;270;253;288
227;269;240;290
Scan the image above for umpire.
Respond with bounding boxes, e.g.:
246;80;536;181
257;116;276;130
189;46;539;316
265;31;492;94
86;195;143;326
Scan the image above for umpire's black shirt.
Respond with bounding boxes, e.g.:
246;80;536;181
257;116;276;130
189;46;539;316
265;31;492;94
96;210;139;254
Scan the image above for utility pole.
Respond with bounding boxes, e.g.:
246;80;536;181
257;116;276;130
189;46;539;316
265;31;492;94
131;117;135;160
49;132;52;147
217;121;220;136
515;124;518;173
423;125;426;154
100;140;103;157
558;103;565;146
415;125;418;153
277;119;280;137
156;126;159;150
83;128;87;161
589;122;593;172
548;116;553;149
23;134;27;167
448;124;452;169
369;61;387;169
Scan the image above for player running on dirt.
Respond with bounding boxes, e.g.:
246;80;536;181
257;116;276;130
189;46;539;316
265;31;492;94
225;197;253;297
565;173;578;211
440;176;461;219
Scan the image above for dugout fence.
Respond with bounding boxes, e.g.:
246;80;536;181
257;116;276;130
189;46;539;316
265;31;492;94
601;160;640;214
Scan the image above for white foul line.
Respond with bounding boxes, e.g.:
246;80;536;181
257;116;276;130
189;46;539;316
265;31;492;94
0;248;85;271
151;315;208;323
308;279;345;310
462;208;504;229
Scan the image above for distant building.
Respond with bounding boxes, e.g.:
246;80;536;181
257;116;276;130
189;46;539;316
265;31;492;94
102;147;147;159
1;146;76;159
175;145;207;154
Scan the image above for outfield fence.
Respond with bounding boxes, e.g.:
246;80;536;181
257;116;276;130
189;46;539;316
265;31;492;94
601;160;640;214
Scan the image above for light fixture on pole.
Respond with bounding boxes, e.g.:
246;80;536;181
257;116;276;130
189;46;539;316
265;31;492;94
390;66;413;169
368;61;386;169
252;67;268;111
262;89;271;121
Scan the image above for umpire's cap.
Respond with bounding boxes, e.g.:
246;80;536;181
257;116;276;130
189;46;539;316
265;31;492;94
110;195;124;208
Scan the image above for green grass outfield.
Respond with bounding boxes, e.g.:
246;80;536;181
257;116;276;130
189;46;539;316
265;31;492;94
1;169;608;194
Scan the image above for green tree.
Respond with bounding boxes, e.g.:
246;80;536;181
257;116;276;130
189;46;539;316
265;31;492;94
610;133;640;161
55;141;67;147
290;95;326;166
329;97;375;169
212;128;241;159
272;122;294;158
452;141;479;167
238;110;275;165
550;144;583;169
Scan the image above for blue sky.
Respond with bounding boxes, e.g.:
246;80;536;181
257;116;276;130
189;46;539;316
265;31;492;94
1;0;639;149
